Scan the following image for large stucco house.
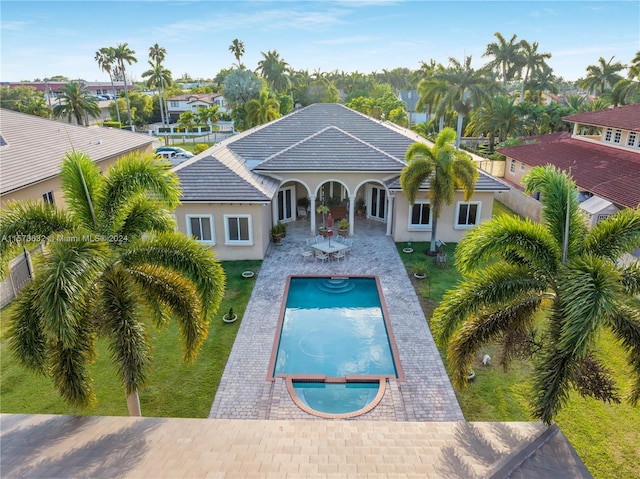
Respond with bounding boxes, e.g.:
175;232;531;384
0;109;154;209
496;104;640;225
173;103;509;260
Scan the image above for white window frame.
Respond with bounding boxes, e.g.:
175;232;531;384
604;128;613;142
627;131;638;148
186;215;215;244
407;201;432;231
509;159;516;174
455;201;482;229
613;129;622;144
224;214;253;245
520;164;526;172
42;191;54;204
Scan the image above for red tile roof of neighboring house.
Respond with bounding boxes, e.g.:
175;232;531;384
562;104;640;131
498;134;640;209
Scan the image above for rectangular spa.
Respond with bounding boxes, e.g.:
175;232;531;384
269;276;402;379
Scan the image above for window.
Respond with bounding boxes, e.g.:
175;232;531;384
225;215;252;244
509;159;516;173
455;202;481;228
627;132;638;148
42;191;54;204
520;164;526;172
604;128;613;142
613;129;622;144
409;202;431;229
170;101;179;107
186;215;214;243
596;214;611;223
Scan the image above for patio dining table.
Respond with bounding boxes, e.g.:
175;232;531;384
311;239;348;254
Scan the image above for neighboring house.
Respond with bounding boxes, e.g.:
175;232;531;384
173;103;509;261
5;81;125;101
165;93;228;123
496;104;640;223
397;90;428;126
0;109;154;208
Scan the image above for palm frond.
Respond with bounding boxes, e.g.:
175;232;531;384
606;304;640;405
99;267;150;395
432;263;547;346
113;195;177;239
447;296;542;389
119;231;225;320
451;155;479;201
404;142;434;163
99;153;181;234
455;214;560;276
127;264;206;362
557;255;622;357
399;159;434;205
7;281;48;374
0;201;75;269
60;151;102;230
620;261;640;296
572;352;620;403
36;238;109;348
523;165;586;257
583;207;640;261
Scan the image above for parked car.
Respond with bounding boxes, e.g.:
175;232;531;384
155;146;188;155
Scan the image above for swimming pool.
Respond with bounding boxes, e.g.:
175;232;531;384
268;276;404;418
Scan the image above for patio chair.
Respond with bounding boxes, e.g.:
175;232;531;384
315;250;330;263
335;235;345;244
300;246;313;262
305;237;316;246
315;235;324;243
332;250;346;261
344;238;353;255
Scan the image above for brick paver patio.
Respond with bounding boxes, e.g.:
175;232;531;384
209;216;464;422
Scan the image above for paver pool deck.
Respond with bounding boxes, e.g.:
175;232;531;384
209;216;464;422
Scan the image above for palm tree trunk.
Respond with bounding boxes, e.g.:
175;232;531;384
455;113;463;150
430;217;439;253
520;67;530;103
126;390;141;416
109;75;122;125
159;77;166;125
122;72;133;131
439;116;444;132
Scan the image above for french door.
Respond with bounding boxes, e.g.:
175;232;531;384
369;186;386;221
277;186;295;222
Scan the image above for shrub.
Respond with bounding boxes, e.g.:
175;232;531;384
194;143;209;154
103;120;122;129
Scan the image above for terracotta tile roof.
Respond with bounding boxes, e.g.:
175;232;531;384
498;134;640;208
562;104;640;131
165;93;223;104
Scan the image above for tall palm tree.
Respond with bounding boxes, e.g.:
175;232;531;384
432;165;640;425
113;43;137;130
466;95;523;151
52;82;101;126
518;40;552;102
246;90;280;127
95;46;122;124
228;38;245;68
257;50;291;94
142;61;172;125
527;65;559;105
430;56;494;149
579;56;625;96
612;50;640;105
400;127;479;254
0;151;225;416
483;32;523;87
148;44;170;124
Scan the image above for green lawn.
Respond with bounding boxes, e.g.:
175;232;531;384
395;200;640;479
0;259;261;418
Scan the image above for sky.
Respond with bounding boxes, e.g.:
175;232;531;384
1;0;639;83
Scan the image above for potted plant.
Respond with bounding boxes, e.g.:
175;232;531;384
413;262;428;279
271;222;286;243
223;307;238;323
355;198;366;217
337;218;349;236
316;204;330;236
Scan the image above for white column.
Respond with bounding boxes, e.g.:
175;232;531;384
386;195;394;236
310;197;317;235
272;195;278;227
348;196;355;237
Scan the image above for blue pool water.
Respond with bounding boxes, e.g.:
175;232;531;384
273;277;397;378
293;382;380;414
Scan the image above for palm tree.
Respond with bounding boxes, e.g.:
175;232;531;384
400;127;479;254
527;65;559;105
228;38;245;68
432;165;640;425
466;95;523;151
483;32;523;87
430;56;494;149
113;43;137;130
147;43;170;125
579;56;625;96
52;82;101;126
0;151;225;416
518;40;552;102
142;61;172;125
95;46;122;124
612;50;640;105
257;50;291;94
246;90;280;127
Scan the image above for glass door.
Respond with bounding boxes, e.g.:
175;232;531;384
278;186;294;222
369;186;386;221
